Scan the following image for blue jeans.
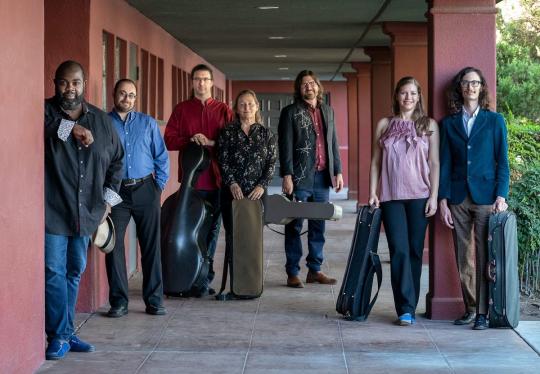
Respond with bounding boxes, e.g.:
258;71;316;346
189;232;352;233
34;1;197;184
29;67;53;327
285;171;331;276
45;234;90;342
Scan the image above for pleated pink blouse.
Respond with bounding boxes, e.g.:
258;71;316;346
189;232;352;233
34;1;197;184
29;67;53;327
379;118;431;202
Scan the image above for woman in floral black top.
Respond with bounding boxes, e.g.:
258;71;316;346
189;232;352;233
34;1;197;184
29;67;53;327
217;89;277;265
218;89;277;200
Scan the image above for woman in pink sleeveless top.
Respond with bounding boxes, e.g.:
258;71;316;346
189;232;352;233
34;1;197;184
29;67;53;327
369;76;440;326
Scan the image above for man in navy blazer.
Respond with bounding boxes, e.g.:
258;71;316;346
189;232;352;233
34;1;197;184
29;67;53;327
439;67;509;330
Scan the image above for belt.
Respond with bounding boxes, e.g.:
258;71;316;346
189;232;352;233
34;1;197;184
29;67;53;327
122;174;153;187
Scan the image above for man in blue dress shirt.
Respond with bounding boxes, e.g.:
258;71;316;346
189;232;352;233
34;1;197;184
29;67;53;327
105;79;170;317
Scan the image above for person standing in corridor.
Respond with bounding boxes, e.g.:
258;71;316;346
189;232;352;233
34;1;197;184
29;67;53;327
105;78;170;318
439;67;509;330
369;76;439;326
164;64;234;296
278;70;343;289
44;60;124;360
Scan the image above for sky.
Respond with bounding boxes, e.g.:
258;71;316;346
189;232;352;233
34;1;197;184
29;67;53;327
498;0;525;22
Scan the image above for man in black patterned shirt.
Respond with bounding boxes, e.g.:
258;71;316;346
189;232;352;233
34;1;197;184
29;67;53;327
278;70;343;289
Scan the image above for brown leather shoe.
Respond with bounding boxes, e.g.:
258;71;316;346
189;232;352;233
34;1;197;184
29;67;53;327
287;275;305;288
306;271;337;285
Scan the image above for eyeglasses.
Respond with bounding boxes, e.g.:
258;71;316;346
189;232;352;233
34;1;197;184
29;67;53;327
118;91;136;100
460;80;482;88
302;81;317;89
193;77;212;83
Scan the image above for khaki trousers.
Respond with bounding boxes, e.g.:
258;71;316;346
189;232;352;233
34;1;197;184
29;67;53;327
449;195;492;315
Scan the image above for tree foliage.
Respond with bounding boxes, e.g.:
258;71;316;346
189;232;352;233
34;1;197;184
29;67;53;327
497;0;540;122
506;118;540;295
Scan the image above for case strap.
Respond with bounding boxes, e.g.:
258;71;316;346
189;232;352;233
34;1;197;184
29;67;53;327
361;252;383;316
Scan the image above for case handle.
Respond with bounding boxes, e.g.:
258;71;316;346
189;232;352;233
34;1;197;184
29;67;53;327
486;259;496;283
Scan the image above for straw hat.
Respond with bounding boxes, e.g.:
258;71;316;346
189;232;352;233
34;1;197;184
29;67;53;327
92;215;115;253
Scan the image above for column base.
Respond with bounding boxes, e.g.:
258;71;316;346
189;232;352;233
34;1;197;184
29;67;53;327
425;293;465;320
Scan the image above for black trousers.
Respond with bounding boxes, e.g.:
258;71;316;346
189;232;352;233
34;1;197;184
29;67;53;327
105;177;163;308
380;198;428;316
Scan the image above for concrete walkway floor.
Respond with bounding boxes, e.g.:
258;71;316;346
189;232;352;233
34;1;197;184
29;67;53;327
38;199;540;373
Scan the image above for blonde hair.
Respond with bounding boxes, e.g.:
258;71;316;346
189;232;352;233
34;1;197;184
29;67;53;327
233;89;262;124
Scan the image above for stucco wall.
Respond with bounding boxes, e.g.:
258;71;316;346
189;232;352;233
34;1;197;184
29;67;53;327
0;1;45;373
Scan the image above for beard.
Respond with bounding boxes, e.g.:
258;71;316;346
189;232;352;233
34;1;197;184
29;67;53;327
55;89;84;111
115;101;134;113
302;91;317;101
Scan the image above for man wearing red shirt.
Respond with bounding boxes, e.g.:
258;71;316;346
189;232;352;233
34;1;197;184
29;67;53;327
164;64;233;296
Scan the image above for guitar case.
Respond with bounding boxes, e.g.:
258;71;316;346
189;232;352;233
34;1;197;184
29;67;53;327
336;205;383;321
487;211;520;328
160;142;213;296
217;199;264;300
263;194;342;224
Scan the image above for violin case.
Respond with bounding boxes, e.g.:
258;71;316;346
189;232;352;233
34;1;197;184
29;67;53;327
160;143;213;296
336;205;383;321
487;211;520;328
217;199;264;300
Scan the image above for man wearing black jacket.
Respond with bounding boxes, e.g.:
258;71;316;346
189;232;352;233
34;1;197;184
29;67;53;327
278;70;343;288
44;60;124;359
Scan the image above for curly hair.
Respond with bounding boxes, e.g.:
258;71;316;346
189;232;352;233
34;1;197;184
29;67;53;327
447;66;491;114
392;76;431;134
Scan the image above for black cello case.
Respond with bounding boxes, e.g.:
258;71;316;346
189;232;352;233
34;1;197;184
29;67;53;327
336;205;383;321
160;142;213;296
487;211;520;328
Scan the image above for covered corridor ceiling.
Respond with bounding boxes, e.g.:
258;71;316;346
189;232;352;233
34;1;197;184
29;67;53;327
127;0;428;81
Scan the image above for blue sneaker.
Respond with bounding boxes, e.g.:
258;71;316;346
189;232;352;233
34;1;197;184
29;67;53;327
46;339;70;360
69;335;95;352
397;313;413;326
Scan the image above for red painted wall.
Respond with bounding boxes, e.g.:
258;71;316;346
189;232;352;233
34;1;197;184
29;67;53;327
232;81;349;186
44;0;230;312
0;2;45;373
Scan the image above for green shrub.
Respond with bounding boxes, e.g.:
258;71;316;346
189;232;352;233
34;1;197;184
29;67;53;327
497;55;540;122
507;115;540;165
496;3;540;122
506;118;540;295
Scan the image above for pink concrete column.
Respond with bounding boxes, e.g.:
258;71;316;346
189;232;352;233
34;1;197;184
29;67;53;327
426;0;497;319
383;22;428;108
1;1;45;372
343;72;359;201
351;63;372;206
363;47;392;132
383;23;431;264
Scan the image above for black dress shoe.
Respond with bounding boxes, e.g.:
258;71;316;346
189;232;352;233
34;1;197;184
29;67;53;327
107;304;128;318
190;286;215;298
453;312;476;325
145;304;167;315
473;314;489;330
